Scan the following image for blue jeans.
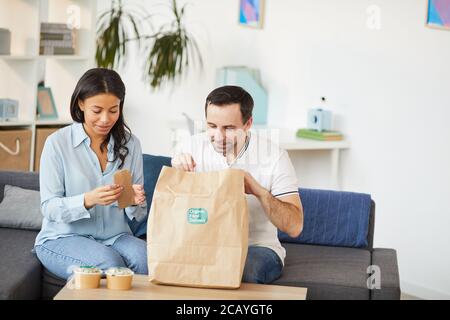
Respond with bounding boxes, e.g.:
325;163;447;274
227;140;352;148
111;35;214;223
242;246;283;284
35;234;148;280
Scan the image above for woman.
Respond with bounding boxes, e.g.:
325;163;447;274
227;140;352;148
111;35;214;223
34;68;148;280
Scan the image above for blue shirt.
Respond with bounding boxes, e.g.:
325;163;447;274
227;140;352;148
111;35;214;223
35;122;147;247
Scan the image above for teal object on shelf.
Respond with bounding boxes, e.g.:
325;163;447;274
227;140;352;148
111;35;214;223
216;66;268;124
307;108;332;132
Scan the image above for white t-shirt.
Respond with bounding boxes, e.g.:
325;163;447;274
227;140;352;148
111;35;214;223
174;131;299;264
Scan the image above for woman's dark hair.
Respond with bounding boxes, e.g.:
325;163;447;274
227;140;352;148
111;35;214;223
70;68;131;169
204;86;254;123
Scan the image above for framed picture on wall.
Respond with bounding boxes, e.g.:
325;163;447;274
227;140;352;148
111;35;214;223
239;0;265;29
37;87;58;119
426;0;450;30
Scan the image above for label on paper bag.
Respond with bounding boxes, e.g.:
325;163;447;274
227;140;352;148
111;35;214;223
187;208;208;224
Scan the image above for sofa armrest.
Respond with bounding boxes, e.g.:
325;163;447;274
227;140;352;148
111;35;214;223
370;248;401;300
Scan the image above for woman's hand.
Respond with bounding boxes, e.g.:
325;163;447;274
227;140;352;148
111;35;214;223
132;184;146;206
84;184;123;209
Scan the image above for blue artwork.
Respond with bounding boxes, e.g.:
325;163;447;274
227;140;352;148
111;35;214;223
239;0;264;28
426;0;450;30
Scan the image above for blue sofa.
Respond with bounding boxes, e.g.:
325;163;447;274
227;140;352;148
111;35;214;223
0;154;400;300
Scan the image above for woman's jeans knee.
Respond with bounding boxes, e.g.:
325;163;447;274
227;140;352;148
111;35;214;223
35;234;147;280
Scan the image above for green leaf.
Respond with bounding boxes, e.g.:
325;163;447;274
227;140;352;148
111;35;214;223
96;0;203;90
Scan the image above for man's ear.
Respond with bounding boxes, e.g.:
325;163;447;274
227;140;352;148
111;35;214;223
244;116;253;129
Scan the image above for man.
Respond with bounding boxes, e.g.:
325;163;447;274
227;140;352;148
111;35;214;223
172;85;303;284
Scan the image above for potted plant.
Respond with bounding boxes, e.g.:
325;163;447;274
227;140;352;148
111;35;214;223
96;0;202;89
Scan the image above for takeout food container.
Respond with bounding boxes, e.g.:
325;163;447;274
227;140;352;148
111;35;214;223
72;266;102;289
105;267;134;290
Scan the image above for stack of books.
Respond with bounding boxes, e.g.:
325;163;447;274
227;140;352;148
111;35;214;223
0;28;11;55
40;23;75;55
296;128;344;141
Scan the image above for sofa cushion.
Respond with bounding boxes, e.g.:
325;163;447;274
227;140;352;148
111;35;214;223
128;154;172;237
0;228;41;300
142;155;172;210
278;188;372;248
273;243;371;300
0;185;43;230
41;268;66;300
0;171;39;202
370;248;401;300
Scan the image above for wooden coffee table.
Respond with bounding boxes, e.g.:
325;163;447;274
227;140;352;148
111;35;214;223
54;275;307;300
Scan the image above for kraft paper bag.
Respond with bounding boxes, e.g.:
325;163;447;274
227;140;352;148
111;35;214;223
114;169;134;209
147;166;249;289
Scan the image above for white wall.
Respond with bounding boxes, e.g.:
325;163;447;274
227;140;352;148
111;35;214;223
97;0;450;299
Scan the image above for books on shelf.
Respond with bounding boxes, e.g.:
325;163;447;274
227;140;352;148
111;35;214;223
40;33;72;41
39;23;76;55
0;28;11;55
40;47;75;55
296;128;344;141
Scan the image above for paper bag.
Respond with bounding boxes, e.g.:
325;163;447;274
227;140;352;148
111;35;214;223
147;166;249;289
114;169;134;209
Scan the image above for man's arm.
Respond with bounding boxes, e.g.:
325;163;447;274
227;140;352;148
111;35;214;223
244;172;303;238
258;192;303;238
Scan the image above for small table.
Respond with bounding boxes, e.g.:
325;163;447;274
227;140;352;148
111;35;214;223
54;275;307;300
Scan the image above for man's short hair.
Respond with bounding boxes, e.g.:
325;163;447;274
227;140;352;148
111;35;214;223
204;86;254;123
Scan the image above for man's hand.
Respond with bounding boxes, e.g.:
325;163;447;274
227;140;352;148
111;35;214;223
172;153;196;172
244;172;267;198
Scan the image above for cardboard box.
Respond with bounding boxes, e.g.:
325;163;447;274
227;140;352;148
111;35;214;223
0;129;32;171
34;127;59;172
